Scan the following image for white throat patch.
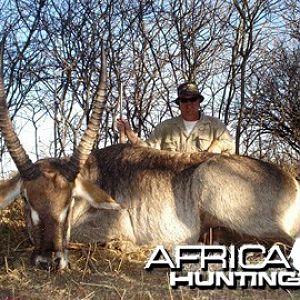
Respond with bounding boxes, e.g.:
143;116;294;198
30;207;40;226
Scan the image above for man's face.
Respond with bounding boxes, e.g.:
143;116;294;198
179;97;201;121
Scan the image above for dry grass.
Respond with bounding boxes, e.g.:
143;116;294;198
0;200;299;300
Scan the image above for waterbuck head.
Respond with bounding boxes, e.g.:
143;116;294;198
0;39;120;270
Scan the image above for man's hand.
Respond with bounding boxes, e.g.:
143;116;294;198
207;140;222;154
116;119;139;144
117;119;131;133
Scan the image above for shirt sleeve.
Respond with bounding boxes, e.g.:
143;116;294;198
142;124;165;150
212;120;235;154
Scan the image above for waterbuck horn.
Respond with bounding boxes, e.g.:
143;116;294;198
0;37;41;180
65;44;107;181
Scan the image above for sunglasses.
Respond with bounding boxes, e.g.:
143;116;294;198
179;97;199;103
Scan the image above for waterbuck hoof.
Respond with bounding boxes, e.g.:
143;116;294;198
31;252;69;271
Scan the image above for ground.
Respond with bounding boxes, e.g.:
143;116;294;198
0;200;300;300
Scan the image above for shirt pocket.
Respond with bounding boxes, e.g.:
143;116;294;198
161;138;178;151
193;131;212;151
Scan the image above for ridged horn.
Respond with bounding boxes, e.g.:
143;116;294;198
65;44;107;181
0;37;40;180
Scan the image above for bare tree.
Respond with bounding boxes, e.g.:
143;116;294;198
249;46;300;155
1;0;299;177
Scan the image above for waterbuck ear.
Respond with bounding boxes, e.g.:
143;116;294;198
72;176;121;210
0;175;22;209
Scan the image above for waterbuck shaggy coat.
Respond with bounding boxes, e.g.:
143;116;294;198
0;40;300;271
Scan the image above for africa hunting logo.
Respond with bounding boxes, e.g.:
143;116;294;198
145;245;300;289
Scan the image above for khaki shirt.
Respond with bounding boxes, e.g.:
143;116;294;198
138;114;234;154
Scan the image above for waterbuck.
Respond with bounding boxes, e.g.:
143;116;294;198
0;40;120;269
0;40;300;271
